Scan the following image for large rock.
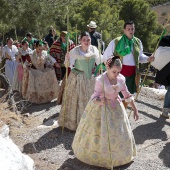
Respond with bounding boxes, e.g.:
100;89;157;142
0;121;35;170
140;87;167;100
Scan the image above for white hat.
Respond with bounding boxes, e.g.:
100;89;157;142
87;21;97;28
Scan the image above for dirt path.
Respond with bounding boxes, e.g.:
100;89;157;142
1;92;170;170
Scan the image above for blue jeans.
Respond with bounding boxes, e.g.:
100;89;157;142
164;86;170;108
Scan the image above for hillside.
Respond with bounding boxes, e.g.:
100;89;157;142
152;2;170;33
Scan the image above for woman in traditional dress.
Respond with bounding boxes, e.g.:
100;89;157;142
72;56;139;169
2;38;18;85
22;40;59;104
12;40;32;93
42;40;60;68
58;31;102;131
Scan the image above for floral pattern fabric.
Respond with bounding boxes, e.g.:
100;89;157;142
57;45;100;131
72;100;136;169
57;71;95;130
22;50;59;104
72;72;136;169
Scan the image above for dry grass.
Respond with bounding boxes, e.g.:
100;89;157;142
0;102;21;124
0;102;31;136
0;90;24;131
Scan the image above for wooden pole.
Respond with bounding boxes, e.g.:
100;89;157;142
98;37;113;170
75;24;77;46
62;6;69;134
14;26;18;41
0;43;3;88
128;27;168;119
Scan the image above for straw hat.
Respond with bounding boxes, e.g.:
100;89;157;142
87;21;97;28
60;31;68;37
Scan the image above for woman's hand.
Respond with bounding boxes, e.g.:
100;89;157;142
93;97;108;106
104;57;113;69
128;99;139;121
48;65;54;69
133;109;139;121
26;65;30;70
65;52;70;60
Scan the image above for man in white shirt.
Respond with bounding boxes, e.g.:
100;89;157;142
103;21;154;99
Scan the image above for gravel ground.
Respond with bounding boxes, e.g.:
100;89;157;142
3;91;170;170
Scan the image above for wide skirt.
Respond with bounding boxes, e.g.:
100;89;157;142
72;100;136;169
58;71;95;131
22;67;59;104
12;63;24;93
5;60;17;86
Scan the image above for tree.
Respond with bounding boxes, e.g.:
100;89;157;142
0;0;20;41
0;0;162;50
147;0;169;6
72;0;124;46
119;0;159;52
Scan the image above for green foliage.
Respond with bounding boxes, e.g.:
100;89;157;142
119;0;159;52
0;0;165;52
75;0;123;45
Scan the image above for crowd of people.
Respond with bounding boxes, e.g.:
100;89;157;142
0;20;170;169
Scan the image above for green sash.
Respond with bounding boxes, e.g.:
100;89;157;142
114;36;141;74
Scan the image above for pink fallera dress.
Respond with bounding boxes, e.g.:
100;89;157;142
72;72;136;169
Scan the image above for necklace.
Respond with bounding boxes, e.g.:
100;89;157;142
110;79;116;83
107;73;116;84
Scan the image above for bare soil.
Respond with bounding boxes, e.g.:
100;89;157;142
1;91;170;170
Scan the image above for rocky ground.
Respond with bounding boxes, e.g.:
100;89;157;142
1;89;170;170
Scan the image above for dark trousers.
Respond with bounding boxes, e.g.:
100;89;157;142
61;67;66;80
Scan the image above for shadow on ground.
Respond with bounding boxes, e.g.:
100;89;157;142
136;99;162;112
133;113;169;144
43;113;60;124
58;157;133;170
159;142;170;168
23;127;75;154
21;100;58;115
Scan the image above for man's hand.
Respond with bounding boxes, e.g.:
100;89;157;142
147;55;155;62
54;62;60;68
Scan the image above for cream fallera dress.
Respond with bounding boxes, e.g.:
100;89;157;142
22;50;59;104
58;45;101;131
